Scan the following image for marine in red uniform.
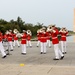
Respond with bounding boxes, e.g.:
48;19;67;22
3;32;8;51
0;31;3;42
13;29;20;47
46;29;52;47
51;25;64;60
37;29;41;47
59;27;68;54
21;30;27;55
27;30;32;47
0;31;6;58
6;30;14;51
40;27;47;54
46;25;52;48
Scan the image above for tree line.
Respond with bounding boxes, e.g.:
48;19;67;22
0;16;74;38
0;16;44;36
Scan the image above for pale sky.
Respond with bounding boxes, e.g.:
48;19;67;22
0;0;75;30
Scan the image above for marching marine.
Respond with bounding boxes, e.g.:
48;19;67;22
20;30;27;55
6;30;14;51
27;30;32;47
50;25;64;60
59;27;68;54
36;29;41;47
40;27;47;54
46;25;52;48
0;31;6;58
13;29;20;47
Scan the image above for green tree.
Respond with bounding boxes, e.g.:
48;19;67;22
17;16;25;32
0;19;7;25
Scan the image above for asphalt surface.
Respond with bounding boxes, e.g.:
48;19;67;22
0;41;75;75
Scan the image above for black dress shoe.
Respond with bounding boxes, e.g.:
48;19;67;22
65;52;67;54
6;49;8;51
37;46;39;47
60;56;64;60
44;53;46;54
2;55;6;58
62;52;65;54
53;58;59;60
40;52;43;54
10;49;13;51
6;53;10;55
21;53;26;55
18;46;20;47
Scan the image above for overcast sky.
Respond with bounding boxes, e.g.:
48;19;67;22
0;0;75;30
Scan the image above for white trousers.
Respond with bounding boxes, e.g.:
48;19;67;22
37;40;40;46
13;40;20;47
54;44;63;59
61;41;67;52
27;40;32;47
41;42;46;53
8;41;13;50
0;42;6;57
2;41;8;51
21;44;26;53
46;40;51;47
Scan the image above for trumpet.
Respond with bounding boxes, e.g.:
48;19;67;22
13;29;19;34
27;30;32;36
47;28;52;32
60;27;68;33
48;25;52;29
16;33;23;38
46;26;52;32
13;29;23;38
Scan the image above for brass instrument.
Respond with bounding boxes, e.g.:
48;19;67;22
27;30;32;36
13;29;23;38
39;27;46;34
13;29;19;34
48;25;52;29
47;25;53;32
60;27;68;33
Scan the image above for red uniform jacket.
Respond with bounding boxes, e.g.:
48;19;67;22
7;34;13;41
59;32;68;41
46;32;51;40
0;36;2;42
21;33;27;44
3;34;8;41
4;34;7;39
0;32;3;42
27;34;31;41
51;28;59;44
13;34;18;40
40;32;47;43
37;32;41;41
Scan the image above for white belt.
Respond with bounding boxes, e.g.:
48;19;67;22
52;37;57;39
62;36;66;37
41;37;46;38
8;37;12;38
22;39;26;40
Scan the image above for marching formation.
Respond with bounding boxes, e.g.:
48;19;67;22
0;24;68;60
0;29;32;58
37;25;68;60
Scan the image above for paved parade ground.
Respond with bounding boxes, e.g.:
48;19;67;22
0;41;75;75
